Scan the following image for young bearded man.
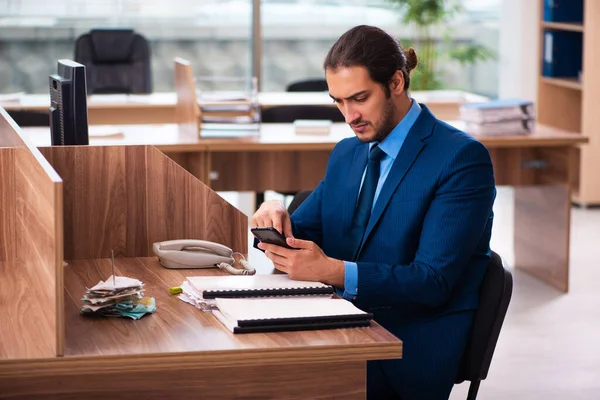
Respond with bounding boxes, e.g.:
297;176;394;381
251;25;496;400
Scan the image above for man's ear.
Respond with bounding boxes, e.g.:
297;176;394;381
389;70;405;95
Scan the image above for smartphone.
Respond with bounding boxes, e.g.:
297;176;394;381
251;227;295;249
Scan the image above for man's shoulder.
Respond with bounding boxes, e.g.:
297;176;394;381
430;119;490;156
331;136;362;157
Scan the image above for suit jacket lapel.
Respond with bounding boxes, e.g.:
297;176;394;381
358;105;437;256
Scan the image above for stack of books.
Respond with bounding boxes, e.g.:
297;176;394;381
459;99;535;136
177;274;373;333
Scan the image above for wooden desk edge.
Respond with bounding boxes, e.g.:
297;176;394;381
0;341;402;378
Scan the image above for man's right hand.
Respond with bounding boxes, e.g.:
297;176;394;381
250;200;294;239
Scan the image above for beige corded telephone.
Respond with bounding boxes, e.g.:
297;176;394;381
152;239;255;275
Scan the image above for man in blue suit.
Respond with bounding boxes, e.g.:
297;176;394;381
251;25;496;399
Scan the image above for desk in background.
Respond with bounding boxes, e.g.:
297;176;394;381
1;90;489;125
19;121;587;293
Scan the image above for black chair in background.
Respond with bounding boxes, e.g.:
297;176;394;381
286;79;328;92
74;28;152;94
7;110;50;127
261;105;345;124
287;189;313;214
455;250;513;399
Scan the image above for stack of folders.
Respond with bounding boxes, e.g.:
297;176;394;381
213;297;373;334
81;276;156;320
459;99;535;136
178;274;373;333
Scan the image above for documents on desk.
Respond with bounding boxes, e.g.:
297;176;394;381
177;274;372;333
213;297;373;334
178;274;333;310
80;275;156;319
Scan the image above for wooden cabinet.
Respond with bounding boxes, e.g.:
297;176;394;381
537;1;600;205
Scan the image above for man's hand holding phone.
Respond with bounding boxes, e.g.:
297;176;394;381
250;200;293;239
250;200;344;287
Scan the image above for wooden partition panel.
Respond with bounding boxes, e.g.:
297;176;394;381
174;57;200;135
40;146;148;259
0;148;15;262
146;146;247;255
0;108;63;359
39;145;247;259
514;185;570;292
12;147;64;357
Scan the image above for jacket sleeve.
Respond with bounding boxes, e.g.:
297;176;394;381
290;180;324;246
356;140;496;309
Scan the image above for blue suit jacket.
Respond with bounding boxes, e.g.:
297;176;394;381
291;105;496;396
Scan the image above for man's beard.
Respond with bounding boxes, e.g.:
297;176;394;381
373;98;397;143
356;98;397;143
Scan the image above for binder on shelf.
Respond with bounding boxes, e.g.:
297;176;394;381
185;274;335;299
213;297;374;334
542;29;582;78
543;0;584;23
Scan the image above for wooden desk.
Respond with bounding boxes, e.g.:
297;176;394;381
0;111;402;398
1;90;488;125
1;257;400;399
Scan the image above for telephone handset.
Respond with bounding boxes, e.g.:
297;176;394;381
152;239;255;275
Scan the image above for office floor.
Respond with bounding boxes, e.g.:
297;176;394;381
219;187;600;399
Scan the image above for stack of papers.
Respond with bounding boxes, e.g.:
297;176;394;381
80;275;156;320
460;99;535;135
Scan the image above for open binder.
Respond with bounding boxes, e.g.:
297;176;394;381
213;297;374;334
186;274;335;299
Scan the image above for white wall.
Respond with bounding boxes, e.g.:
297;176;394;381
498;0;539;100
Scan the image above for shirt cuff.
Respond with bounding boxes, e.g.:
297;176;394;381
337;261;358;301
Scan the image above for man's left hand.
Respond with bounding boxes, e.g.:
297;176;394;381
257;237;345;287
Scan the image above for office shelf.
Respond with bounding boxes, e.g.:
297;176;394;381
538;1;600;204
539;77;582;91
541;21;584;32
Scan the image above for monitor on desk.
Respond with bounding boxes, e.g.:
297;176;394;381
49;59;89;145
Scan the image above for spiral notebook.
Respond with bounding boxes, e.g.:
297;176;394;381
185;274;334;299
213;297;373;334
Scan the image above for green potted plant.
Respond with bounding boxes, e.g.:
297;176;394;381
386;0;494;90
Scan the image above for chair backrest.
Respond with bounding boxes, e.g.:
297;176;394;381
287;190;313;214
261;105;345;123
455;251;513;384
74;28;152;94
286;79;328;92
7;110;50;127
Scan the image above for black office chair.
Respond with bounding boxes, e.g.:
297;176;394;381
287;189;313;214
455;250;513;399
261;105;345;123
7;110;50;127
286;79;328;92
74;28;152;94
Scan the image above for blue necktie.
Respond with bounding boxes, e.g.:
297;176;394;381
340;144;386;261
